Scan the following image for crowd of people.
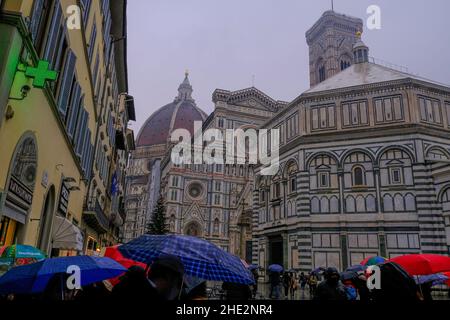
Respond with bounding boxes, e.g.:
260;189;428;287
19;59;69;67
267;264;449;301
2;256;449;301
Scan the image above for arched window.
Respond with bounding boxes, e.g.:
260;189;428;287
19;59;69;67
366;195;376;212
260;188;266;203
213;218;220;235
285;161;298;194
330;196;339;213
383;194;394;212
405;193;416;211
353;166;365;186
394;194;405;212
346;196;356;213
169;215;176;232
272;181;281;199
319;65;326;82
356;195;366;212
11;136;38;190
311;197;320;213
320;197;329;213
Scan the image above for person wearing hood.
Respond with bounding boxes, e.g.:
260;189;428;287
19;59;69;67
313;267;348;301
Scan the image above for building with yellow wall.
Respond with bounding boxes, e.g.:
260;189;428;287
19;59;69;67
0;0;134;256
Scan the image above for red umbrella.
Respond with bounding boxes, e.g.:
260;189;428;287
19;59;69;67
103;245;147;285
389;254;450;276
442;272;450;286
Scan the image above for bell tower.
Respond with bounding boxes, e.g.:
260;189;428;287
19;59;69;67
306;10;363;87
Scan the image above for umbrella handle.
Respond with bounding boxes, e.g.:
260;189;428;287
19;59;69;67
60;274;65;301
178;274;185;300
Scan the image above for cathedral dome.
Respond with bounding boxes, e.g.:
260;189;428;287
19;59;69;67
136;72;207;147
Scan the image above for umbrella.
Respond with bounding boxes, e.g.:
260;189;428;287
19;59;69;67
183;275;206;294
103;245;147;285
0;256;127;295
413;273;448;285
1;244;46;266
360;256;386;266
389;254;450;276
248;264;259;271
119;235;255;285
268;264;283;273
311;266;325;274
443;272;450;286
346;265;366;272
370;262;419;302
340;271;358;281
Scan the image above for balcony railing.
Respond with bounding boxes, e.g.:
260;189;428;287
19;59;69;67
83;197;109;234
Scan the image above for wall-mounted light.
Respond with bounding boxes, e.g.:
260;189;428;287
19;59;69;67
63;177;77;184
5;105;14;120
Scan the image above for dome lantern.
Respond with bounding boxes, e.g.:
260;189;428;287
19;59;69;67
176;70;194;102
353;31;369;64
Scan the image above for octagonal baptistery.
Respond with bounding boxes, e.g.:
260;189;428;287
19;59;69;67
136;73;207;149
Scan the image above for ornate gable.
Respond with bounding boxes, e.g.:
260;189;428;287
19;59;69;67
182;202;205;221
213;87;287;113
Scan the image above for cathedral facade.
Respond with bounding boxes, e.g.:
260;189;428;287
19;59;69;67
160;87;285;258
123;74;207;243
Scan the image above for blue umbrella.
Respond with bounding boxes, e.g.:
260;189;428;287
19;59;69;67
340;271;358;281
346;265;366;272
0;256;127;295
312;267;325;274
268;264;283;273
414;273;449;285
248;264;259;271
119;235;255;285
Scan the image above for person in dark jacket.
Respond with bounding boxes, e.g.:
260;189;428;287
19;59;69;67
112;255;185;301
269;272;281;299
353;273;370;301
147;254;185;300
282;272;292;299
76;281;110;301
222;282;252;300
111;266;158;301
313;267;348;301
251;269;259;298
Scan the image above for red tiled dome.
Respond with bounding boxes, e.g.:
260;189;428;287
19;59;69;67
136;74;207;147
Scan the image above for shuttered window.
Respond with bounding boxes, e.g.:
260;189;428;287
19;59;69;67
30;0;45;44
80;0;92;26
92;53;100;89
75;109;88;157
43;2;62;67
66;83;82;139
57;50;77;117
103;12;112;60
88;24;97;63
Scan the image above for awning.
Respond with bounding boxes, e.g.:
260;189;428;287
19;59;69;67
51;216;84;251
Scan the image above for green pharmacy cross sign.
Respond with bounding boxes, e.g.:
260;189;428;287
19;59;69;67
25;60;58;88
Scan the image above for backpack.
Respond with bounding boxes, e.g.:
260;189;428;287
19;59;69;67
344;285;357;300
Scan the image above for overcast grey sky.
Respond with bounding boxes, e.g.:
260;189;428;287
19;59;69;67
127;0;450;132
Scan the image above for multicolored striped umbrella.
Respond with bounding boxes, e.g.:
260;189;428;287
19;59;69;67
360;256;386;266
